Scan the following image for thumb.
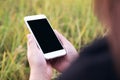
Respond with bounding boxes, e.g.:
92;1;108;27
27;34;44;58
27;34;39;52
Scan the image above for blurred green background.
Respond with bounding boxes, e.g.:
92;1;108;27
0;0;104;80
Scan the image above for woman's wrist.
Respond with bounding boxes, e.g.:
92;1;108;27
30;68;51;80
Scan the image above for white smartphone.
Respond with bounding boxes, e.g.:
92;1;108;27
24;14;66;59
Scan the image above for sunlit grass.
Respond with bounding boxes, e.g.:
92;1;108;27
0;0;103;80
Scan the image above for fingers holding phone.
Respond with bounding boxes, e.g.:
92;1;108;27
27;34;46;69
27;34;53;80
49;30;79;72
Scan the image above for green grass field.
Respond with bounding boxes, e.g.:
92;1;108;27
0;0;104;80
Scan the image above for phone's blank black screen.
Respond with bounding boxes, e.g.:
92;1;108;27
27;19;63;53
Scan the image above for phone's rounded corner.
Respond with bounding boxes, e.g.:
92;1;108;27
24;17;27;21
24;16;29;22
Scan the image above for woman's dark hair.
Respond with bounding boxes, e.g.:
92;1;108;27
94;0;120;78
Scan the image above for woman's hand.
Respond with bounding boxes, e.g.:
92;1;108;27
49;30;79;72
27;30;79;80
27;34;52;80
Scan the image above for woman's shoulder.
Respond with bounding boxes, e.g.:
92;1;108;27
77;37;116;80
80;37;110;57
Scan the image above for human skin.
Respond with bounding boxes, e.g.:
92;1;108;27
27;30;78;80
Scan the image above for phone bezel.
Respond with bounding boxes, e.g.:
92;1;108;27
24;14;66;59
